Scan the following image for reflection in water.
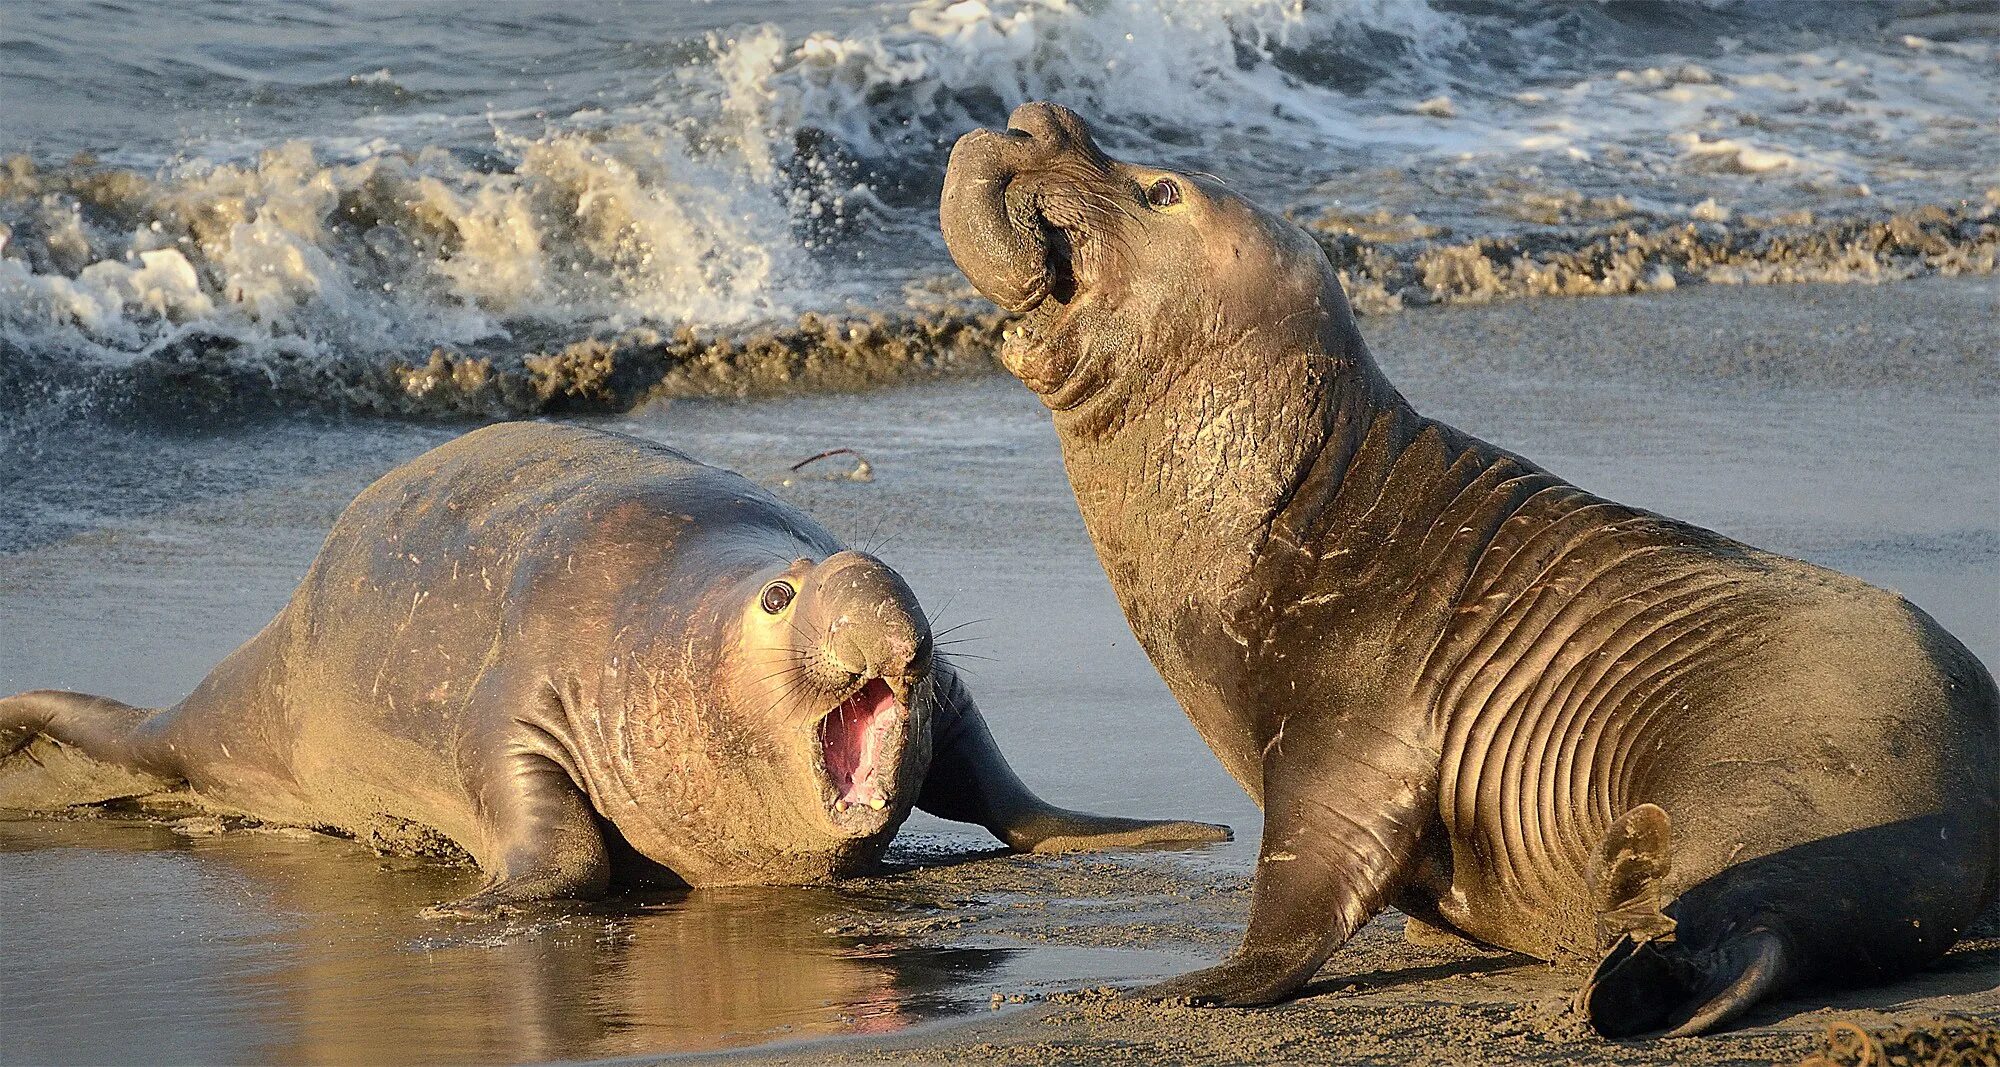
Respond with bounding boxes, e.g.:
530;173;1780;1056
0;817;1165;1065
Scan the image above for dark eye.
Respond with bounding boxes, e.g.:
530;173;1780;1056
1146;178;1181;208
760;582;795;614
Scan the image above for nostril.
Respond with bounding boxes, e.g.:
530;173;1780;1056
1006;102;1085;151
1006;106;1053;142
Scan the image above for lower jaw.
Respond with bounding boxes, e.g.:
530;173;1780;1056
828;795;892;819
823;796;901;840
831;792;889;815
1001;324;1080;397
822;758;906;833
819;752;904;832
678;836;895;886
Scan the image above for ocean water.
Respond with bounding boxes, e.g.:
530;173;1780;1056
1;0;1996;423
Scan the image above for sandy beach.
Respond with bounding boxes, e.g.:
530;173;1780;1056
2;275;1994;1065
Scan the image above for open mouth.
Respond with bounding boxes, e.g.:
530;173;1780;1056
1037;213;1078;306
817;677;902;815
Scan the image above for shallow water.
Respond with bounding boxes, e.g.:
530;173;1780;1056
1;279;1995;1064
0;818;1189;1065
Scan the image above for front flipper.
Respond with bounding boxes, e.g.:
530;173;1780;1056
988;805;1232;854
915;666;1230;852
1139;715;1436;1007
426;746;610;918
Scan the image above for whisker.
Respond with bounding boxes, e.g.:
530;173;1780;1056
932;618;991;641
1042;171;1143;223
785;618;819;646
751;663;810;687
855;512;890;558
928;590;963;625
935;651;983;678
763;672;819;720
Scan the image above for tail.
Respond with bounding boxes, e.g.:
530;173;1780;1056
1576;803;1795;1038
0;690;180;809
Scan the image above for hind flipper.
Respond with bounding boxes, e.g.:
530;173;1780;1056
1661;927;1790;1036
1578;804;1795;1037
0;690;179;808
1584;924;1793;1037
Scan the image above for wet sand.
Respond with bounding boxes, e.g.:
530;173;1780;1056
2;277;1996;1065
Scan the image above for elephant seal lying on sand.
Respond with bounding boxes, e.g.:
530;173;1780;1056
940;102;1998;1036
0;422;1227;909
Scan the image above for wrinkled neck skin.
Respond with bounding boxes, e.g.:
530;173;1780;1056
1046;301;1414;794
1055;303;1406;599
540;545;920;886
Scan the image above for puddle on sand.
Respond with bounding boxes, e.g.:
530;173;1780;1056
0;817;1184;1066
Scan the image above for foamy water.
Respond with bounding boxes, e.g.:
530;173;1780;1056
1;0;1996;418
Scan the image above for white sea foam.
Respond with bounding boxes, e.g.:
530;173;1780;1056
1;126;803;366
703;0;1465;158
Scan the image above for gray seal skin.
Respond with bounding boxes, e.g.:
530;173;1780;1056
940;102;1999;1037
0;422;1228;909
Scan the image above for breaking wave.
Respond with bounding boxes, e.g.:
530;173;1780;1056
2;0;1996;421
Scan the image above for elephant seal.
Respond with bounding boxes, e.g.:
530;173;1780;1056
0;422;1227;909
940;102;1998;1036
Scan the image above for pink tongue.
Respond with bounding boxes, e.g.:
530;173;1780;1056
820;678;898;808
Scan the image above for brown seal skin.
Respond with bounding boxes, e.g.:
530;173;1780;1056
0;422;1228;911
940;102;1999;1037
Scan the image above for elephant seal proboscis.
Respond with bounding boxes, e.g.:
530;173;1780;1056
0;422;1228;910
940;102;1997;1037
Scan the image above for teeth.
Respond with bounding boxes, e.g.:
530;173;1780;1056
869;797;886;810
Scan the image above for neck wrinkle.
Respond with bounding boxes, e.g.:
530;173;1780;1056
1249;358;1416;564
1044;337;1408;796
1060;339;1408;590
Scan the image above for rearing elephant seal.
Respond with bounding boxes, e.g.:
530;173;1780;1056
940;102;1998;1036
0;422;1227;908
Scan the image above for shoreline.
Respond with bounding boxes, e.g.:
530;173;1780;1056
5;196;1995;425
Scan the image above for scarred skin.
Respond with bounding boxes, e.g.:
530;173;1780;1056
940;102;1999;1037
0;422;1227;909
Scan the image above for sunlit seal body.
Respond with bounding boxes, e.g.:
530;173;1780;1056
940;102;1999;1036
0;422;1226;908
